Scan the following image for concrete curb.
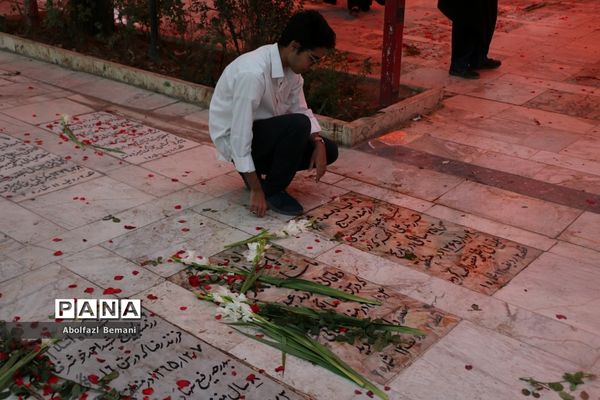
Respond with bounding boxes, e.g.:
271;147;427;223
0;32;442;146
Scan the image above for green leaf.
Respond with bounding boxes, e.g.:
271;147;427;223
549;382;564;391
559;391;575;400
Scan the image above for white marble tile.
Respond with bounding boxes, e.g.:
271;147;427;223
427;128;539;159
141;145;235;185
467;80;547;105
58;246;164;297
20;176;155;229
194;173;246;198
0;197;66;243
335;177;434;212
69;78;179;110
559;211;600;252
275;231;339;258
389;321;600;400
532;164;600;196
0;257;25;283
230;338;361;400
497;73;600;98
442;95;513;117
531;151;600;177
469;151;548;177
0;112;36;134
1;97;94;124
329;148;464;201
194;197;291;234
560;136;600;163
151;101;206;117
495;253;600;335
425;205;556;251
183;109;210;126
0;232;24;255
0;263;103;321
437;180;582;237
317;244;431;291
550;241;600;267
496;105;597;134
404;275;600;369
106;164;187;197
137;281;247;351
286;174;349;212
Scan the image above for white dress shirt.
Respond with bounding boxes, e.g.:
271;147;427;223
208;44;321;173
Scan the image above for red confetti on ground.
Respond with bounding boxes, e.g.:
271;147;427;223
132;270;139;275
114;275;124;281
176;380;190;388
306;246;313;250
171;178;179;182
84;287;94;294
142;388;154;395
274;365;285;372
181;228;190;232
88;374;99;384
366;390;374;398
174;205;182;209
147;174;155;178
246;374;256;382
179;306;187;311
147;294;158;300
250;304;260;313
68;284;77;288
188;276;201;287
52;237;63;242
334;249;342;253
465;365;473;370
123;225;136;230
315;239;320;243
354;390;362;395
384;386;391;391
53;250;63;256
103;287;122;295
215;314;222;320
178;220;186;223
556;314;567;320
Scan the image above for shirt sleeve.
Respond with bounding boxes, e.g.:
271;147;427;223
229;72;264;173
287;75;321;133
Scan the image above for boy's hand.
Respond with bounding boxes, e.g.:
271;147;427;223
249;189;267;217
309;140;327;182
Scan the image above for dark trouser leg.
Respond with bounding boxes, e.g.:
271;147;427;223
251;114;312;197
450;19;475;72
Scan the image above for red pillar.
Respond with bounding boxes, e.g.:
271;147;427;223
379;0;406;107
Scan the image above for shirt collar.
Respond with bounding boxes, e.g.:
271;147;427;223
269;43;285;79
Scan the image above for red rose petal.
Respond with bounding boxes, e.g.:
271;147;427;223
246;373;256;382
84;287;94;294
274;365;284;372
132;270;140;275
114;275;124;281
147;294;158;300
215;314;222;320
180;306;188;311
465;364;473;370
556;314;567;320
176;379;190;388
174;205;182;209
103;287;122;295
142;388;154;395
53;250;63;256
88;374;99;384
181;228;190;232
68;284;77;288
171;178;179;182
123;225;136;230
52;237;63;242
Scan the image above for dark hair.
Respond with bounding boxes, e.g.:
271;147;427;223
278;10;336;51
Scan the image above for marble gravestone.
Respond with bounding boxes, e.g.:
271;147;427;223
0;133;97;201
172;244;460;385
306;193;541;295
48;311;305;400
44;111;198;164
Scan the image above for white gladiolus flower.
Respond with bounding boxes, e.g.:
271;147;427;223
61;114;71;124
215;290;254;322
245;242;270;262
274;218;314;238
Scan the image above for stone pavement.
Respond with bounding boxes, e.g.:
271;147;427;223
1;0;600;399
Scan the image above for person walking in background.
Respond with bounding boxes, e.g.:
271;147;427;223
323;0;378;16
438;0;501;79
209;11;338;217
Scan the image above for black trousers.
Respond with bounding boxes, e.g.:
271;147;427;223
441;0;497;71
251;113;338;197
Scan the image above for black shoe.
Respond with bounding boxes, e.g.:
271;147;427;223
266;191;304;216
449;68;480;79
473;58;502;70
